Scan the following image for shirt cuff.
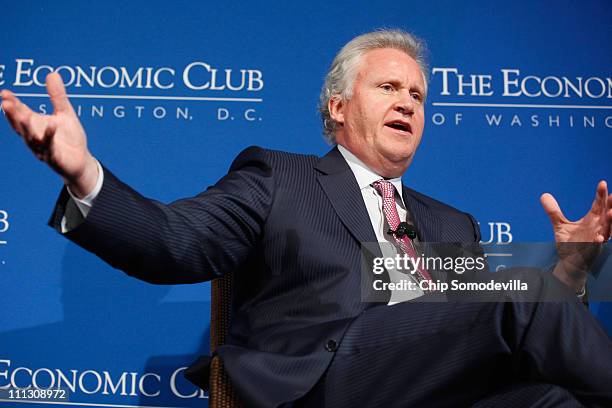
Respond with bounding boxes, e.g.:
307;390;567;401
60;160;104;233
66;159;104;217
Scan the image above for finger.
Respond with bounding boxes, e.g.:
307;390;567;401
2;100;25;135
46;72;73;114
590;180;608;214
1;90;23;117
15;101;41;144
1;89;18;102
1;90;31;114
2;92;20;129
0;89;23;103
2;98;31;137
540;193;569;225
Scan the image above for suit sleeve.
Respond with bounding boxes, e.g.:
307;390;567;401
465;212;482;243
48;146;275;284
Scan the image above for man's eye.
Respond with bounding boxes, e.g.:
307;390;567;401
411;93;423;102
380;84;394;92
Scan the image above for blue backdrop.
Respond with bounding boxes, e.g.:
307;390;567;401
1;1;610;407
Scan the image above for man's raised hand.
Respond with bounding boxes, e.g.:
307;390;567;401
1;72;98;198
541;181;612;291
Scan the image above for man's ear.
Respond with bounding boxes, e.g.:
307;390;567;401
328;96;344;125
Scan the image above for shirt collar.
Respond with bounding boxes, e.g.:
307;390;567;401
337;144;405;203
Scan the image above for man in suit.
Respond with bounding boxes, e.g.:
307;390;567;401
2;30;612;407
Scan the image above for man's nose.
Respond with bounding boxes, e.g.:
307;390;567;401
394;93;415;115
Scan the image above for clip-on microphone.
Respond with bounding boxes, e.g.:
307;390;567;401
388;222;418;240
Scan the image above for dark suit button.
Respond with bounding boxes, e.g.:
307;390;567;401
325;339;338;352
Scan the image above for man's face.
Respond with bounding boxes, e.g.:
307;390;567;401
331;48;426;177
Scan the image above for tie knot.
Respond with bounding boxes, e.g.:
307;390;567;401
372;179;396;199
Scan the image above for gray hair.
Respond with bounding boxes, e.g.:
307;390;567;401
318;29;429;144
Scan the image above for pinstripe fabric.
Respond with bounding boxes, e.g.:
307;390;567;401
471;383;583;407
49;146;611;408
298;287;612;407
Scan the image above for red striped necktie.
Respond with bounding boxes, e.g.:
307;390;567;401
372;179;433;285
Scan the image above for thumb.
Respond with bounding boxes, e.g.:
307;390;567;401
540;193;568;226
46;72;73;114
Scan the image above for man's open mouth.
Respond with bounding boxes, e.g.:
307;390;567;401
385;121;411;133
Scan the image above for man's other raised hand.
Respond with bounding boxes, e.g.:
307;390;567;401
541;181;612;291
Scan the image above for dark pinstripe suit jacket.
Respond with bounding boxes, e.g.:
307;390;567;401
50;146;481;407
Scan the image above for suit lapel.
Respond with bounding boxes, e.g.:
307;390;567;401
402;186;443;242
315;148;379;252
